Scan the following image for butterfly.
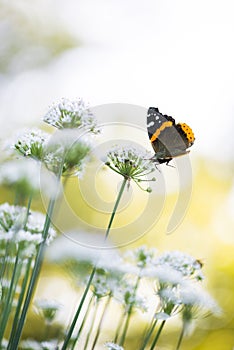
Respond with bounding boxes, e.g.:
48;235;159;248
147;107;195;164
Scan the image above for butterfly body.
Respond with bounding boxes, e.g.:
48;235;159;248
147;107;195;164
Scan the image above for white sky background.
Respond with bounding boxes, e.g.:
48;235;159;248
1;0;234;161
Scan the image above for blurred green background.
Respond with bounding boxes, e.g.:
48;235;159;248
1;1;234;349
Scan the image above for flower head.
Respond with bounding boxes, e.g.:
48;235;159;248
0;203;56;257
114;280;147;313
12;128;50;161
105;146;155;191
43;130;91;176
35;299;61;322
125;245;157;269
19;339;58;350
154;251;204;281
105;342;124;350
0;159;41;202
43;97;99;132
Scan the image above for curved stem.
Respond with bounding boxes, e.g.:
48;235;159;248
61;177;128;350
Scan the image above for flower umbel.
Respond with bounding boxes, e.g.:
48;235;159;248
43;97;99;132
105;146;155;191
12;128;49;161
105;342;124;350
35;299;61;323
43;130;91;176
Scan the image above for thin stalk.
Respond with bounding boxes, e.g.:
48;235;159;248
91;294;112;350
140;318;158;350
175;324;185;350
0;194;32;281
114;311;125;343
83;299;99;350
0;241;11;280
104;177;127;240
23;192;33;229
10;173;61;350
7;257;33;349
61;177;128;350
149;320;166;350
0;252;21;342
71;295;94;350
119;274;141;347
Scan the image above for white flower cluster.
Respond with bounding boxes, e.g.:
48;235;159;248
114;281;147;313
19;339;58;350
125;245;157;269
43;97;98;132
35;299;61;323
6;98;99;178
13;128;49;160
0;203;56;257
105;145;156;191
105;342;124;350
155;250;204;281
43;130;91;177
0;159;41;192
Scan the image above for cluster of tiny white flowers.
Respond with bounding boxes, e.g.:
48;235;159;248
105;145;155;191
114;282;147;313
0;339;8;349
35;299;61;323
179;281;220;314
0;203;56;255
105;342;124;350
12;128;49;160
43;131;91;176
154;250;204;281
0;159;41;192
19;339;58;350
91;269;111;298
43;97;98;132
125;245;157;269
35;299;61;310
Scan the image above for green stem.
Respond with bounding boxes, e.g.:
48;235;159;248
105;177;128;240
119;274;141;347
149;320;166;350
140;318;158;350
114;311;125;343
83;299;99;350
7;257;33;349
23;192;33;230
0;241;11;280
175;324;185;350
0;252;21;342
61;177;128;350
91;294;112;350
10;191;59;349
71;295;94;350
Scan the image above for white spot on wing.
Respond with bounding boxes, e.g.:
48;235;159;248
147;121;155;127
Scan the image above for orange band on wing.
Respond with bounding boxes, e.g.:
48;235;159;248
150;121;173;142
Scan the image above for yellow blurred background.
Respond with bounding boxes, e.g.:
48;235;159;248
1;1;234;349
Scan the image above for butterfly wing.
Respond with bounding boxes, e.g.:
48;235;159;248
147;107;195;162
